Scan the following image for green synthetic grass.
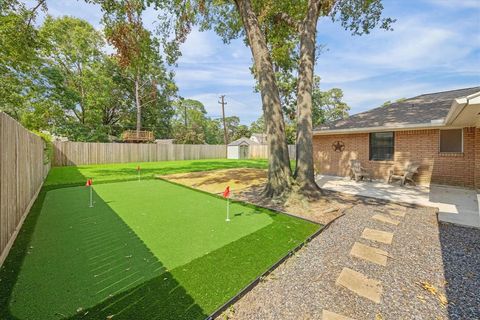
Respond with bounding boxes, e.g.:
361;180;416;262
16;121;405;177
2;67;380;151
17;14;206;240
1;179;319;320
45;159;270;186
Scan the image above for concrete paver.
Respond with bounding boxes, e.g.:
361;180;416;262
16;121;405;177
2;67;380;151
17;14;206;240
350;242;388;266
336;267;383;303
361;228;394;244
322;310;355;320
372;214;400;226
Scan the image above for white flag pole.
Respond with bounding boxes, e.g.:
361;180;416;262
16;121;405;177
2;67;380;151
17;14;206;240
89;185;93;208
226;198;230;222
138;169;140;181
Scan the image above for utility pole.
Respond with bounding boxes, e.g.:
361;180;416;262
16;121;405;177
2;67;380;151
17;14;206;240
218;95;228;147
180;97;187;127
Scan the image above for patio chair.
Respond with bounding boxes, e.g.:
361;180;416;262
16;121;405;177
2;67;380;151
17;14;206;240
350;160;371;182
388;162;420;186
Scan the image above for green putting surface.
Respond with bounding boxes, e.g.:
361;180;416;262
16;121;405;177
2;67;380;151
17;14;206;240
1;179;320;320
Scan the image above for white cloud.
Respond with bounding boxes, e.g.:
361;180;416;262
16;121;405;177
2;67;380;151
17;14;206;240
175;64;255;90
178;29;219;63
423;0;480;9
329;16;474;72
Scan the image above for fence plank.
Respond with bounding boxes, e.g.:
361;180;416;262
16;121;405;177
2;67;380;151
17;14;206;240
249;144;296;160
0;112;49;265
52;142;228;166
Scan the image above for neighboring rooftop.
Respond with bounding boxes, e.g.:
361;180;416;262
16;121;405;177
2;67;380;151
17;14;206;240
228;137;259;146
315;87;480;132
250;133;267;144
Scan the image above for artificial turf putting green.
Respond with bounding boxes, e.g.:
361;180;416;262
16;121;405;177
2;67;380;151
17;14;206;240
1;179;320;320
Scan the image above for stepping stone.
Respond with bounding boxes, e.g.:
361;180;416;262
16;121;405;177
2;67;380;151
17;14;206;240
322;309;355;320
336;267;383;303
372;214;400;226
389;211;406;218
350;242;388;266
361;228;394;244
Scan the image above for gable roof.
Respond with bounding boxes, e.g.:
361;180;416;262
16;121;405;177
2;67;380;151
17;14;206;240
228;137;259;146
315;87;480;133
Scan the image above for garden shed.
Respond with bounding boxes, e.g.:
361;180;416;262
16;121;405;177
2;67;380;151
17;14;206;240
227;137;258;159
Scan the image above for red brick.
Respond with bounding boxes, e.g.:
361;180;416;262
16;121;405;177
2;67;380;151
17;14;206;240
313;127;477;188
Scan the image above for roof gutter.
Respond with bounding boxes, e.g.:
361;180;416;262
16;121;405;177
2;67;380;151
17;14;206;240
444;91;480;125
313;122;450;135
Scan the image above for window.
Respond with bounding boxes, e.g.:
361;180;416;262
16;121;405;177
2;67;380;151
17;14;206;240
440;129;463;153
370;132;394;161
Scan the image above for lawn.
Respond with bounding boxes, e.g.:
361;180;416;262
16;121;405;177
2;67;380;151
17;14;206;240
0;160;319;320
45;159;270;186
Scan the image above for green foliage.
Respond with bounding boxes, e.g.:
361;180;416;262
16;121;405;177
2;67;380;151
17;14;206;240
1;8;177;142
0;1;43;119
31;130;53;164
311;78;350;126
250;116;265;133
275;74;350;131
233;124;251;140
170;98;249;144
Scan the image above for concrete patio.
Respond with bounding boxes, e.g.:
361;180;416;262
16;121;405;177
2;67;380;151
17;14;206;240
316;175;480;228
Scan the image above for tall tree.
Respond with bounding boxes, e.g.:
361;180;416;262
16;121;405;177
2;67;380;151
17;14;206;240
295;0;393;196
160;0;294;197
103;0;173;135
36;16;115;141
251;0;393;197
232;0;293;197
0;1;44;119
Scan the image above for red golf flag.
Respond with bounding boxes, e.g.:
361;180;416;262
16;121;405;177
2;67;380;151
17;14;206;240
222;186;230;198
85;178;92;187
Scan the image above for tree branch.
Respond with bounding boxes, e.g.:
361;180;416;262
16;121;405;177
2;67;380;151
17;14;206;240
27;0;46;27
274;12;302;32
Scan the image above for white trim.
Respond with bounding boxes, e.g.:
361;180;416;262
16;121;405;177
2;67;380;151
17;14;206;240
439;128;464;153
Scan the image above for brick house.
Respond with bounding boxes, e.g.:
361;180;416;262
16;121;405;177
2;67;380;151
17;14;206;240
313;87;480;189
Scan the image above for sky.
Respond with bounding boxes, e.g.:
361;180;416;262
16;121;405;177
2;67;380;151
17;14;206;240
32;0;480;124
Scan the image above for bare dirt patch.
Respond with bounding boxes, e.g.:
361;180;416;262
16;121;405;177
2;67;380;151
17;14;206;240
162;168;395;225
161;168;267;194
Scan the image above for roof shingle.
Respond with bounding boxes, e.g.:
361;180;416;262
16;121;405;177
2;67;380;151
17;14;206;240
316;87;480;131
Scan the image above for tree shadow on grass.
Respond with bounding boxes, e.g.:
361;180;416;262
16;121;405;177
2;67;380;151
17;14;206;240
0;185;206;320
67;273;206;320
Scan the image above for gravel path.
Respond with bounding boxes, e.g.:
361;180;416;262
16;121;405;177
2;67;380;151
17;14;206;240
218;203;480;320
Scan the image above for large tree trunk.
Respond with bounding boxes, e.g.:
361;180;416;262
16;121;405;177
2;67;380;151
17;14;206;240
235;0;292;197
135;72;142;135
294;0;322;198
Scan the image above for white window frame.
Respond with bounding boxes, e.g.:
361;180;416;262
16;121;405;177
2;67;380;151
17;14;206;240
439;128;463;153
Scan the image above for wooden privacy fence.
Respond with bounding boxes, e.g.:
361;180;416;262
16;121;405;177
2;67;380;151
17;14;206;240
0;112;50;265
53;142;227;166
249;144;296;160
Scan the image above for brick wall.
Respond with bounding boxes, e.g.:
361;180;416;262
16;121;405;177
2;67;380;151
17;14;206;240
475;128;480;190
313;127;477;188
